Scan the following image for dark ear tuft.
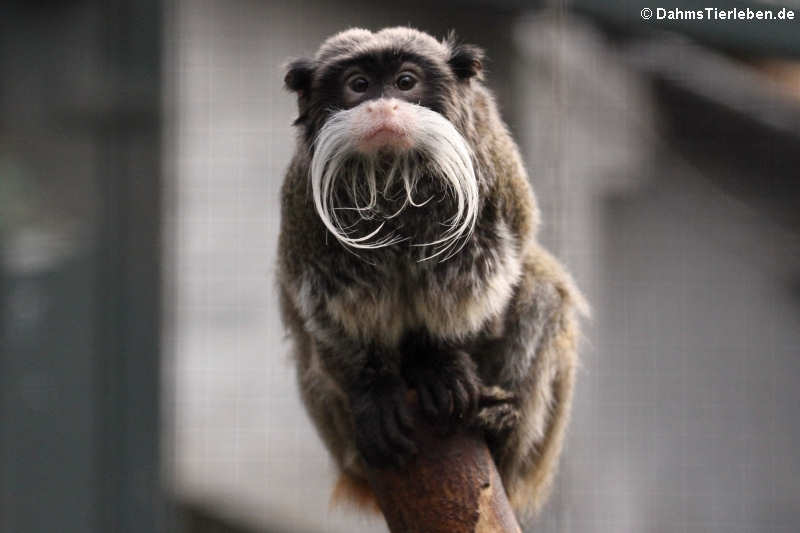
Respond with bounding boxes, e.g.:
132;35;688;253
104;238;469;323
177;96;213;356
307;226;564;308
447;40;484;80
284;58;314;95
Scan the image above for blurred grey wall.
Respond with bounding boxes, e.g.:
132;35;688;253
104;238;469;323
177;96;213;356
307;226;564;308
2;2;164;532
166;1;800;532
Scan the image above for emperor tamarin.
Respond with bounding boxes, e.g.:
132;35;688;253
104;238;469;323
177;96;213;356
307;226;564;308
278;27;587;518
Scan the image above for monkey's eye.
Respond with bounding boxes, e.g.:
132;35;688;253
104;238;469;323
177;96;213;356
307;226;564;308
396;74;417;91
348;76;369;93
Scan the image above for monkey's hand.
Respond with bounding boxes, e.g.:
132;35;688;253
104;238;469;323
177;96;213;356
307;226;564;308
403;348;481;428
350;373;417;468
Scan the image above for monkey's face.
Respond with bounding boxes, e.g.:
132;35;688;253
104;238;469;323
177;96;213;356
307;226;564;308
314;52;448;152
285;28;485;260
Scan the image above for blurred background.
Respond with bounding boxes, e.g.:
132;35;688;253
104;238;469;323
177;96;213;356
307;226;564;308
2;1;799;532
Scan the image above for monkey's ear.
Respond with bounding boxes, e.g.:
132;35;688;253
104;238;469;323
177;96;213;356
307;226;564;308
284;58;314;96
447;42;484;80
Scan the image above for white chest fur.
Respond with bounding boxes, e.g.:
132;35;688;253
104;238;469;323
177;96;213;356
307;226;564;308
322;221;522;346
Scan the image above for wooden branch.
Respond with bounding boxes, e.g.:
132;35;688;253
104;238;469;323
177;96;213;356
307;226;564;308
365;416;522;533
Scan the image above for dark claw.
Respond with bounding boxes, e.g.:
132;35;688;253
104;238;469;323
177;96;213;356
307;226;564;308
466;380;480;418
418;384;438;419
431;377;452;415
451;379;468;417
394;394;415;434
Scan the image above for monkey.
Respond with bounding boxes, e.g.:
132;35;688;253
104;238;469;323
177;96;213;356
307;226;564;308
277;27;587;519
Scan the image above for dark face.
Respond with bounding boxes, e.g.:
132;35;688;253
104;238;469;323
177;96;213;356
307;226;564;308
305;50;450;142
284;36;484;145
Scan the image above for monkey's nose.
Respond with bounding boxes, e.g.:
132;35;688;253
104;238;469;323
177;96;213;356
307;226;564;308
366;99;400;117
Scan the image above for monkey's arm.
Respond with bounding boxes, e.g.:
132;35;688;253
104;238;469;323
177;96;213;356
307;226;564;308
277;164;420;467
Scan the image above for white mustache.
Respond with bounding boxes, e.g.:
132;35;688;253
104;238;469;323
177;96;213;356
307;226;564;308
310;101;478;262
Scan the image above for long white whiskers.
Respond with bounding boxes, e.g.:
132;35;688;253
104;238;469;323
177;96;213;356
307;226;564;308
309;102;478;259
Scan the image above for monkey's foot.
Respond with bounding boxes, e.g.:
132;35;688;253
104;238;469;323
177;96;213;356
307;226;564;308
473;386;520;437
350;375;417;468
403;349;480;428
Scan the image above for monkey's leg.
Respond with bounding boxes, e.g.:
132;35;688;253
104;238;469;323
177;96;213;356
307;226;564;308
476;259;581;516
473;386;520;440
507;352;576;515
